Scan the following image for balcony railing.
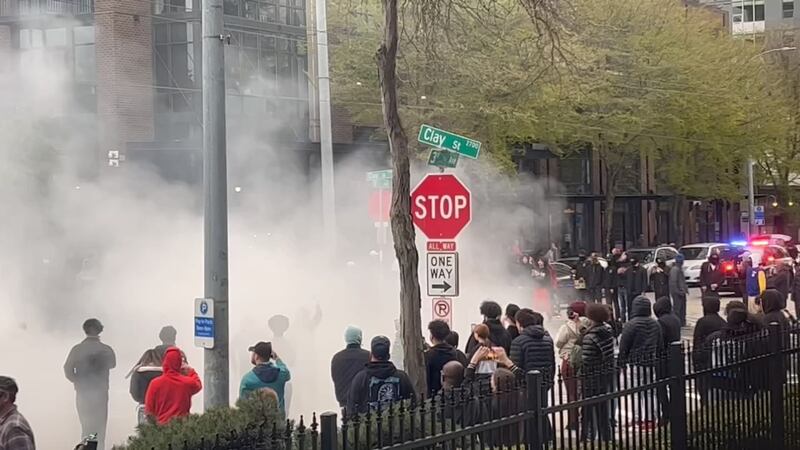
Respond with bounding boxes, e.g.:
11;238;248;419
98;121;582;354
0;0;94;17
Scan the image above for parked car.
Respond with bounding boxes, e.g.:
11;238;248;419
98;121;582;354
625;246;679;276
557;256;608;270
680;243;738;286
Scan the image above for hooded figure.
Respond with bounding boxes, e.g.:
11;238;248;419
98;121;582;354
767;262;792;303
761;289;790;330
347;336;415;414
650;258;670;300
653;297;681;349
625;258;649;305
144;347;202;425
619;296;663;366
669;254;688;326
510;309;556;389
580;303;616;442
331;327;370;407
700;254;724;293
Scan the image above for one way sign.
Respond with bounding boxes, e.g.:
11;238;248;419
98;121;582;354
427;252;459;297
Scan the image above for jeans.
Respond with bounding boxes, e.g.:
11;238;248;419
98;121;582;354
618;287;628;321
76;389;109;450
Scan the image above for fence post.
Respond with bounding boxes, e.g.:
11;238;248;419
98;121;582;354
668;342;687;450
525;370;543;450
768;322;785;450
321;412;338;450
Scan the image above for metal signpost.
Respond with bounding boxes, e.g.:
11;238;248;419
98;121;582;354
432;298;453;327
427;252;459;297
418;124;481;159
194;298;215;349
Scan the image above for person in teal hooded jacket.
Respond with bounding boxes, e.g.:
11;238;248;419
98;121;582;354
239;341;291;412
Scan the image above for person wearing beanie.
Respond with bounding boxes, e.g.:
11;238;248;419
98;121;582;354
580;303;615;442
555;301;589;430
669;254;689;326
346;336;415;415
330;326;370;407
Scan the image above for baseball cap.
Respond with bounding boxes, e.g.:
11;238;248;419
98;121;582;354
370;336;391;361
248;341;273;360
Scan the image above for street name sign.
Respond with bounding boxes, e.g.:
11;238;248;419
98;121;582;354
428;149;459;168
432;298;453;327
418;124;481;159
411;174;472;240
367;169;392;189
194;298;215;349
427;252;459;297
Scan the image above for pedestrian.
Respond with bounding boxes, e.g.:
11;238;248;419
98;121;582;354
669;254;689;327
792;263;800;319
347;336;415;414
240;342;292;413
555;301;589;430
445;331;469;367
618;296;663;429
700;253;724;294
574;251;590;301
330;326;370;408
0;377;35;450
441;361;465;391
425;320;460;396
145;347;202;425
761;289;792;330
650;258;670;300
691;294;726;405
604;249;621;314
504;304;521;340
768;260;792;303
154;325;177;356
465;301;512;357
579;303;615;442
625;258;649;315
128;349;163;425
63;319;116;450
586;253;605;303
617;252;630;321
653;297;681;424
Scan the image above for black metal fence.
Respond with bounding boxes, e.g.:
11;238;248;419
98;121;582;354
136;322;800;450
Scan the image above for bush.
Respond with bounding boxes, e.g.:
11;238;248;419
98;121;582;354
113;391;286;450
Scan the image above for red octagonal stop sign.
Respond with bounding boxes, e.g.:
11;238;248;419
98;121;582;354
411;174;472;240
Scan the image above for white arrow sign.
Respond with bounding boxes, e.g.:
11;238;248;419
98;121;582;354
427;252;459;297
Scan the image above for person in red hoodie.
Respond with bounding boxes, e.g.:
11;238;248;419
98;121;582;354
144;347;202;425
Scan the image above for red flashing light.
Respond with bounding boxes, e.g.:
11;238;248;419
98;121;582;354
723;262;734;273
769;256;775;263
750;239;769;246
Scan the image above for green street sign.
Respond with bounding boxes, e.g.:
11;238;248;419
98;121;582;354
428;149;459;168
418;124;481;159
367;169;392;188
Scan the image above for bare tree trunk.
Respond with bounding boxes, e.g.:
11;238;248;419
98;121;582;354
376;0;427;395
604;186;616;251
671;195;685;246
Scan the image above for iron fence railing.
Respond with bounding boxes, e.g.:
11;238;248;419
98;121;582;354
0;0;93;17
112;321;800;450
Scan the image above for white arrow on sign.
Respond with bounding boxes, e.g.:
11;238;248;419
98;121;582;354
427;252;459;297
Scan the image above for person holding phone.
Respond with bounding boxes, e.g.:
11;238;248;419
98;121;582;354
239;342;292;413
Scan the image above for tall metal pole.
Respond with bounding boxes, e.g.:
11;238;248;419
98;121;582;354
748;158;756;236
316;0;336;248
202;0;229;409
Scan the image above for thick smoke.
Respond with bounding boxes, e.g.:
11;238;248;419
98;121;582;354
0;42;560;450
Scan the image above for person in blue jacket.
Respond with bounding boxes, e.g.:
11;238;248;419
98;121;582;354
239;342;291;413
745;257;765;313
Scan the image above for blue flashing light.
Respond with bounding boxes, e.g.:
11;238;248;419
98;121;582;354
730;240;748;247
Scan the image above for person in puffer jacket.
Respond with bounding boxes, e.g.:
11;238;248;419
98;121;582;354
618;295;663;428
510;309;556;388
580;303;616;442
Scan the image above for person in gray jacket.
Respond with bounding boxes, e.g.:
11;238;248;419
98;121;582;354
669;254;689;326
619;296;663;429
64;319;116;450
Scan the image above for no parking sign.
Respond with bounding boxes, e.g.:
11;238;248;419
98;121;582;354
432;298;452;327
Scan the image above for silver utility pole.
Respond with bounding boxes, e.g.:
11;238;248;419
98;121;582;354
202;0;229;409
315;0;336;248
748;158;755;235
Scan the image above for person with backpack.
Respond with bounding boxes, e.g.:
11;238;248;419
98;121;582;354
580;303;616;442
555;301;589;430
347;336;415;415
128;349;163;425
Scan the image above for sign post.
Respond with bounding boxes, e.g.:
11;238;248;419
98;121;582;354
194;298;215;349
418;124;481;159
432;298;453;327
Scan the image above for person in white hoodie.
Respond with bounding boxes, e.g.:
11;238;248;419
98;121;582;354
555;301;589;430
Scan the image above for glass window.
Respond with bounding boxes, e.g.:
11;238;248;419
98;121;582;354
784;1;794;18
155;24;169;44
45;28;67;47
663;249;678;260
74;45;96;82
73;26;95;45
19;29;30;49
224;0;240;15
171;23;187;42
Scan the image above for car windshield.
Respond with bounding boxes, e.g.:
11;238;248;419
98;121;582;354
680;247;708;260
626;250;654;264
550;262;572;278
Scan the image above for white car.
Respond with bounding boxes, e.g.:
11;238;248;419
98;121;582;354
679;243;732;286
625;246;679;276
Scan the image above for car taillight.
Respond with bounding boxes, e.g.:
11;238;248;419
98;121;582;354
724;263;734;273
769;256;775;263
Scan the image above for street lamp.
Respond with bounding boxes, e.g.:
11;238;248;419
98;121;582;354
746;46;797;236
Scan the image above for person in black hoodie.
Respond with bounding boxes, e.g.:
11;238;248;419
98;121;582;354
761;289;791;330
700;253;724;294
625;259;649;315
347;336;415;415
465;301;512;357
768;261;792;303
425;320;460;396
653;297;681;424
580;303;616;442
585;253;606;303
619;296;663;428
650;259;670;300
605;249;621;316
330;326;370;407
504;304;521;340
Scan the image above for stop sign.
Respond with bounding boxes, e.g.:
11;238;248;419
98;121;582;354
411;174;471;239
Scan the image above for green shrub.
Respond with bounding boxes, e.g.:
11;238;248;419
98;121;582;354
113;391;286;450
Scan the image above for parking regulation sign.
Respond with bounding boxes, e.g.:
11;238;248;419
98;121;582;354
432;298;452;327
194;298;215;349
